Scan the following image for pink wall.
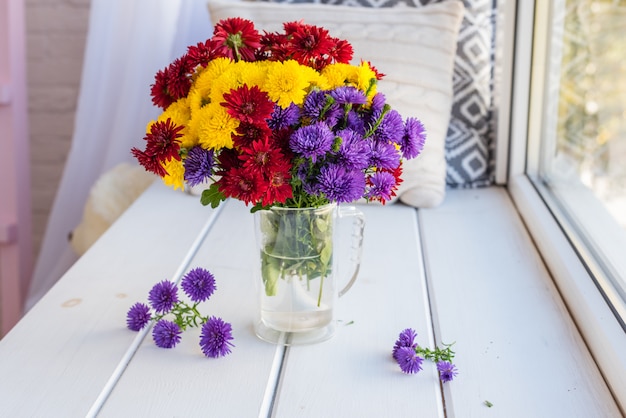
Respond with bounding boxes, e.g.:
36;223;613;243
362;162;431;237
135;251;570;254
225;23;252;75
0;0;32;336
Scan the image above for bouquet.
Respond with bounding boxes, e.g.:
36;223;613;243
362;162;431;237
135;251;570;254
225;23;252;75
131;17;426;211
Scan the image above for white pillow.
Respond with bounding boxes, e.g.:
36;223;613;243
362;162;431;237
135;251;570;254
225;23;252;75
207;0;464;207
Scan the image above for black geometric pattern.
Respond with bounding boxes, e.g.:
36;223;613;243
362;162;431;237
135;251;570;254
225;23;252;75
263;0;497;187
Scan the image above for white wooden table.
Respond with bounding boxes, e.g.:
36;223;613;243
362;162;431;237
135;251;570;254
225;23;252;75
0;182;621;417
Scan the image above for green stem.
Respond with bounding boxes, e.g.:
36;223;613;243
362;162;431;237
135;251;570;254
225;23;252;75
317;273;325;307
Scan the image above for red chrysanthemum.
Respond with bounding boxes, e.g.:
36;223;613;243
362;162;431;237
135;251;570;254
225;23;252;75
215;148;242;175
186;38;220;68
150;69;175;109
131;148;168;177
285;23;334;67
217;167;266;205
258;33;290;61
329;39;354;65
143;118;184;163
271;128;295;157
262;163;293;206
221;85;275;125
239;138;287;175
232;122;272;149
212;17;261;62
166;57;194;101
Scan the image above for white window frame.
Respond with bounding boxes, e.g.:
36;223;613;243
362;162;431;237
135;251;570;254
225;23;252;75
503;0;626;403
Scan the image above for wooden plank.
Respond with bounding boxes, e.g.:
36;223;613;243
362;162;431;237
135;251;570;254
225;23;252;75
273;204;444;418
98;199;282;417
419;187;622;417
0;182;219;416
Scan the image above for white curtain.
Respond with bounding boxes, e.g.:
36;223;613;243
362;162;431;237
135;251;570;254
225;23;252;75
26;0;213;310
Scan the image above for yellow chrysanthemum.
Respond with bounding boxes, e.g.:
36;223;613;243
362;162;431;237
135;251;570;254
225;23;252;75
188;71;213;114
188;58;234;113
204;57;233;80
161;158;186;191
264;60;317;108
190;103;238;150
157;97;197;149
233;61;267;90
209;68;243;106
320;63;355;89
354;61;378;100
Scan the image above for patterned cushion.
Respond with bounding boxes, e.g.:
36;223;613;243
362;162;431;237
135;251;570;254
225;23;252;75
264;0;496;188
208;0;464;207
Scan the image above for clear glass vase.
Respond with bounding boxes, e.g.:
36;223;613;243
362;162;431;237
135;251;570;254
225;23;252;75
253;203;365;345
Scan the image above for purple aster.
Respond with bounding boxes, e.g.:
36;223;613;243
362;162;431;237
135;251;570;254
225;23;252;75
368;140;401;170
372;109;404;144
199;316;234;358
364;92;387;128
437;361;459;382
366;171;397;202
152;319;182;349
290;122;335;163
268;103;300;130
317;164;366;203
183;146;214;187
334;129;369;170
181;267;216;303
296;164;321;196
303;90;343;126
126;302;152;331
329;86;367;105
148;280;179;314
370;92;387;115
395;346;424;374
401;117;426;159
345;110;366;135
392;328;418;361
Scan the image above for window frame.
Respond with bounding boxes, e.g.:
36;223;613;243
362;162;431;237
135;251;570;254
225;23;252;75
504;0;626;403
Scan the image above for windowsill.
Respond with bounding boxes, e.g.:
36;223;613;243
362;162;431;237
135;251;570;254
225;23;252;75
508;174;626;409
534;172;626;314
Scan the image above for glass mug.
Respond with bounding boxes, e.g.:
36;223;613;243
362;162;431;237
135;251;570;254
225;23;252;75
253;203;365;345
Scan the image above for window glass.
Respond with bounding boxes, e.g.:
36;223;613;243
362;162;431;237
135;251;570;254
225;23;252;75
532;0;626;312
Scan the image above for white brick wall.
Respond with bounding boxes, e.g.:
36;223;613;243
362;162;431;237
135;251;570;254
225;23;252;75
25;0;91;262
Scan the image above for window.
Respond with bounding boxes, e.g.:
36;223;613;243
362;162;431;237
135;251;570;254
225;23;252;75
506;0;626;401
527;0;626;323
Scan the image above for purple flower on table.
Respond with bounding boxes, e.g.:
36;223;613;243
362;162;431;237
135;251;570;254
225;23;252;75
367;140;401;171
126;302;152;331
401;117;426;159
183;146;214;187
436;361;458;382
199;316;235;358
148;280;179;314
366;171;397;202
152;320;182;349
317;164;366;203
392;328;418;361
395;346;424;374
290;122;335;163
268;103;300;130
181;267;216;303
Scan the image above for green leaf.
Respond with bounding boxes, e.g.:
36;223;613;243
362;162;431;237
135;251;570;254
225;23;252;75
200;183;226;208
261;252;281;296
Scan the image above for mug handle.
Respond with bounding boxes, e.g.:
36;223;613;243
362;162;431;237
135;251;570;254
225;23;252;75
336;205;365;297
